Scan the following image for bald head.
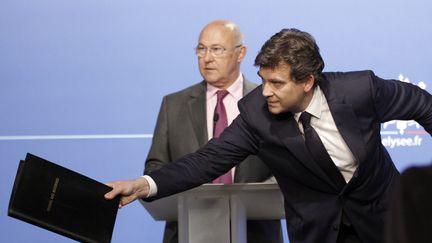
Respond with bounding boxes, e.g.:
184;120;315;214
196;20;247;89
199;20;244;46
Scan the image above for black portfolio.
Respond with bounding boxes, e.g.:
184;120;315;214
8;153;120;243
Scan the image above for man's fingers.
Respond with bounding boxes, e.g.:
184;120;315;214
103;178;146;207
119;195;135;208
104;190;115;200
104;181;122;200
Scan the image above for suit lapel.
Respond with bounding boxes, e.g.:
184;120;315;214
187;81;208;147
320;77;367;171
271;113;337;187
330;104;367;167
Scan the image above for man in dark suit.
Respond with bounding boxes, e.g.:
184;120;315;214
106;28;432;243
144;20;282;243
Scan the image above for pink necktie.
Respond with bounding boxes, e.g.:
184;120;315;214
212;90;233;184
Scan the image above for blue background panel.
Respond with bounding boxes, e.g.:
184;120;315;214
1;0;431;242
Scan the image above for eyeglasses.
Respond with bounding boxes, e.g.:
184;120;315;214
195;44;242;57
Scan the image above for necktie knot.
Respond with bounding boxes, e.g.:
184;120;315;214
216;90;229;102
299;112;312;128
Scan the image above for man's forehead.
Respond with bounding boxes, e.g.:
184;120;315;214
258;64;291;75
198;37;228;48
197;42;223;47
257;65;291;80
198;26;234;45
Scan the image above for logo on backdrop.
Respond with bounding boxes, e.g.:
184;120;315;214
381;74;428;149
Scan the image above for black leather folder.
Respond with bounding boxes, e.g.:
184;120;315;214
8;153;120;243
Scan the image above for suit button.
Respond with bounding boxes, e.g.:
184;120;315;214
332;224;339;231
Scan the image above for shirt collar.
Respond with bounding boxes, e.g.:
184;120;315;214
294;85;323;122
206;73;243;100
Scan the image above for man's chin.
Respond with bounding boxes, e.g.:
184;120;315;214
203;71;219;80
203;77;219;85
267;106;282;115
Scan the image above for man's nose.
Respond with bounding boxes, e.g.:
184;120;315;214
203;49;214;62
262;83;273;97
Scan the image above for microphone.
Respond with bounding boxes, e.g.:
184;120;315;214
213;113;219;122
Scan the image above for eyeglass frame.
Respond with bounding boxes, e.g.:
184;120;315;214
195;44;243;57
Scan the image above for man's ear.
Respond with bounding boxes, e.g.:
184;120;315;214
304;74;315;92
237;45;247;62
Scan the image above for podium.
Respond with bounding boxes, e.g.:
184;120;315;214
140;183;285;243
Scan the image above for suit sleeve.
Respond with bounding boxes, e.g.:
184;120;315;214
144;97;171;174
146;109;260;200
370;71;432;135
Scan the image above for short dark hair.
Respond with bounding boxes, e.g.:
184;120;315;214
254;28;325;82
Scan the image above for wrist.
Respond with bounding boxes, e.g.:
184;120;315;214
134;176;150;198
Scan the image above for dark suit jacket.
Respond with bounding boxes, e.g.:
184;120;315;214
146;70;432;243
145;79;283;243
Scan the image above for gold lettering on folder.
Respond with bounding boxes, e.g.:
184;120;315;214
46;177;60;212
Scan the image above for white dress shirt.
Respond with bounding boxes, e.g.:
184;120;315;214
294;86;358;182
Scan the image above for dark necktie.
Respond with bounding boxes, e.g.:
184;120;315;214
212;90;232;184
299;112;345;187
